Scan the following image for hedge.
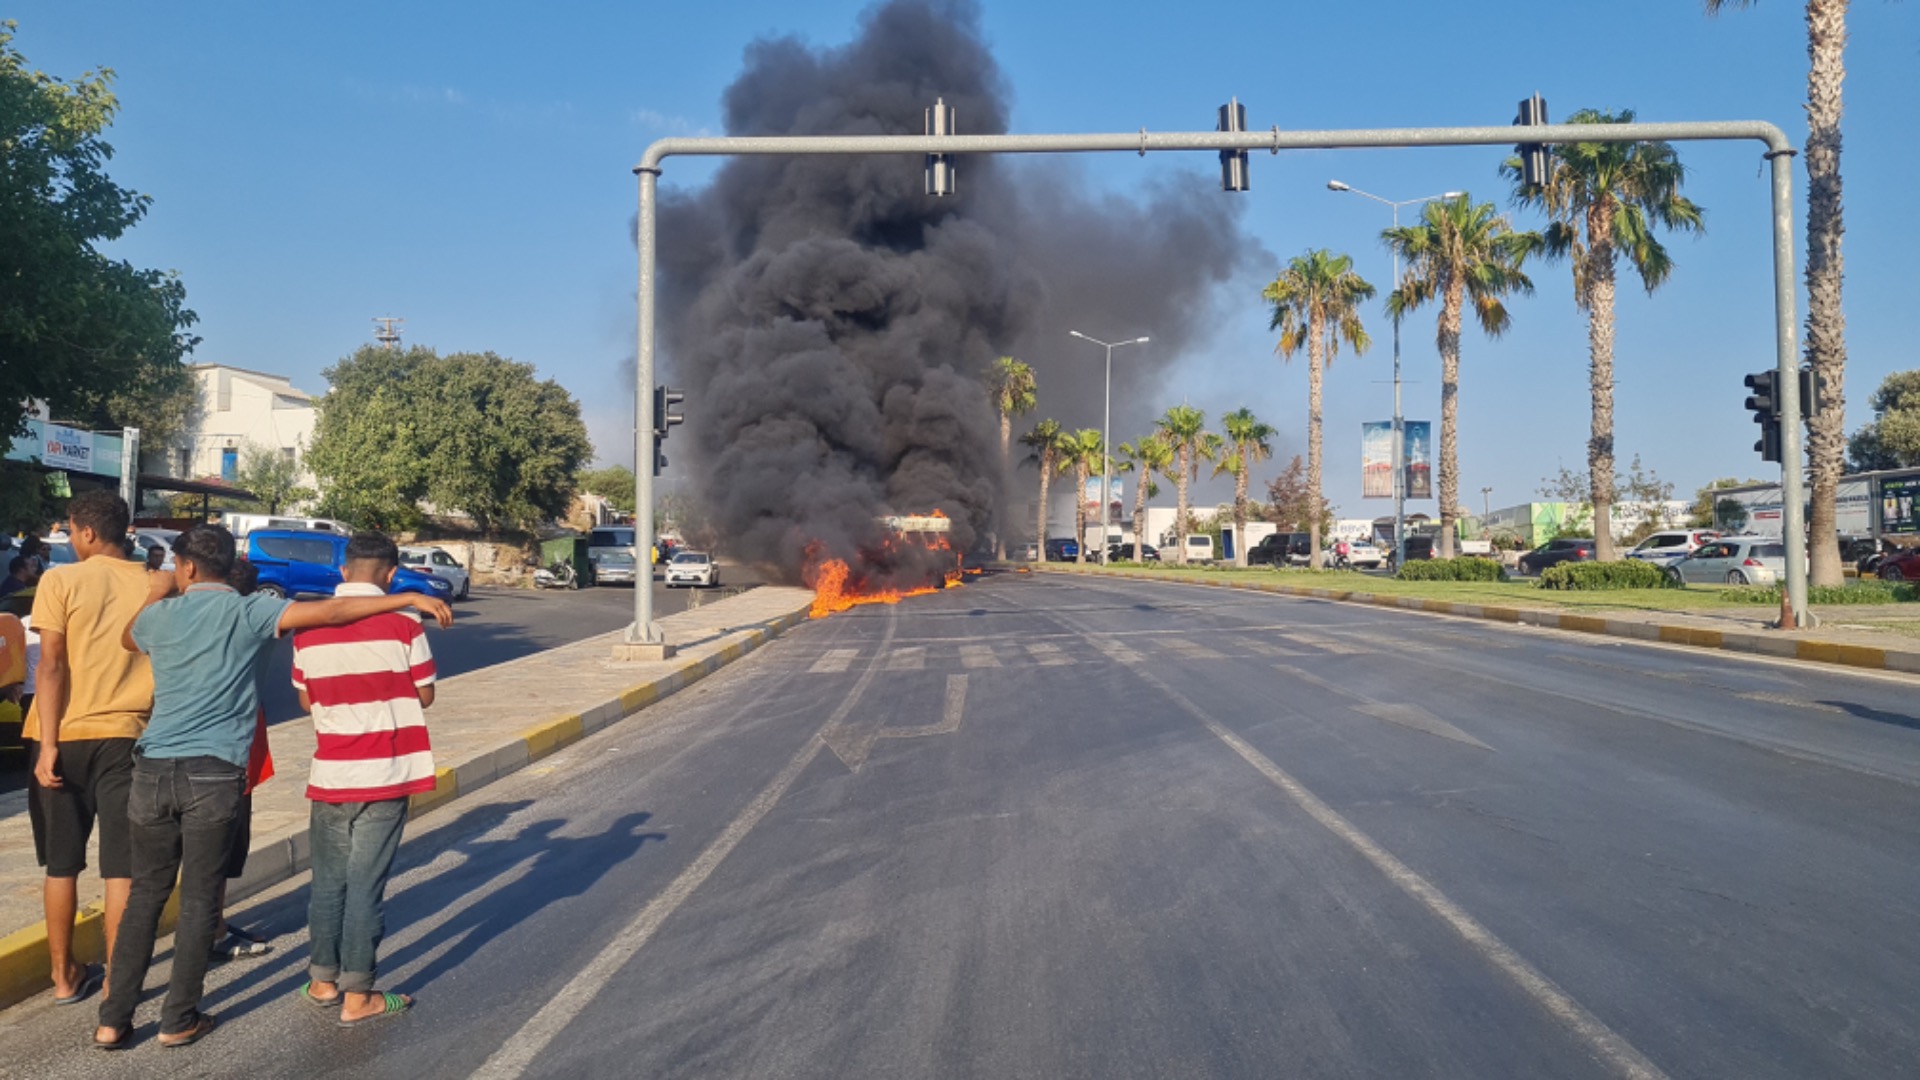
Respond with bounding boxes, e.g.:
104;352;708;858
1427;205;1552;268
1536;560;1676;591
1720;581;1919;605
1396;557;1507;582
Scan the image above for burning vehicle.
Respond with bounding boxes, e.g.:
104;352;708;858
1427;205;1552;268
806;512;963;619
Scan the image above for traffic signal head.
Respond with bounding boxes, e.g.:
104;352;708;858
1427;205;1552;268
925;98;955;197
1744;370;1782;463
1218;99;1250;193
653;385;685;438
1799;367;1822;423
1512;93;1549;192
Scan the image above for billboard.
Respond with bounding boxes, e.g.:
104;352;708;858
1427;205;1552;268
1882;475;1920;536
1361;422;1394;498
1404;421;1432;500
42;424;95;472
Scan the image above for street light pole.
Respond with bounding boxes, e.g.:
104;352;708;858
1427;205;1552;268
1070;330;1149;562
1327;181;1463;567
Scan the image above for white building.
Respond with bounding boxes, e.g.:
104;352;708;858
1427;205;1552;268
161;364;318;486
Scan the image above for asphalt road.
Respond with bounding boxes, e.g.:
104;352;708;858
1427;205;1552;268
5;572;1919;1078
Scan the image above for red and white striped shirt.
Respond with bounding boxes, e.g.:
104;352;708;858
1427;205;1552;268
291;583;437;803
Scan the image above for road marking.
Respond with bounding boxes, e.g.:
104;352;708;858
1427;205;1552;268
887;674;969;738
1120;662;1669;1080
472;608;898;1079
1737;690;1846;714
1091;638;1143;663
886;646;926;671
1275;664;1493;752
1024;642;1073;666
1163;638;1223;660
808;647;860;674
1240;640;1307;657
959;644;1001;669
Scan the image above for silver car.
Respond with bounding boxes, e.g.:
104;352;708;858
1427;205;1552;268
1667;536;1786;586
1626;528;1720;568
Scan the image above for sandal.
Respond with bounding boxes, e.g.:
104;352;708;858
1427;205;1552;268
210;927;273;961
158;1013;217;1049
297;980;341;1008
53;964;102;1005
337;991;412;1028
92;1023;133;1052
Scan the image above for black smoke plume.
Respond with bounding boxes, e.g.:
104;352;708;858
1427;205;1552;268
657;0;1264;583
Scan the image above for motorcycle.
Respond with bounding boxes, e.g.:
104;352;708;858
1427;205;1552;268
533;560;578;590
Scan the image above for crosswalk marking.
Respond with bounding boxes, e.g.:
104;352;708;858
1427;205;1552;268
1241;640;1307;657
1024;642;1073;667
808;648;860;674
1163;639;1223;660
886;647;926;671
1091;639;1142;664
959;644;1002;669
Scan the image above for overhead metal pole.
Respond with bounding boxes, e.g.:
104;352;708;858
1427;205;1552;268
1070;330;1148;564
625;164;667;655
632;116;1808;636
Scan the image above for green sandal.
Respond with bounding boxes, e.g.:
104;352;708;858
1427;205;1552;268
297;981;341;1008
336;991;412;1028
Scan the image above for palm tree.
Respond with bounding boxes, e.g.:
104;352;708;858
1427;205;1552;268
1153;405;1216;566
1058;428;1105;564
1213;408;1278;567
1116;435;1173;563
1019;419;1068;560
1505;109;1704;562
1703;0;1851;586
1263;250;1374;569
1382;196;1538;559
986;357;1038;560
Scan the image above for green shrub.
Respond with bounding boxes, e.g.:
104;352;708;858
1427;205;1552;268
1536;560;1677;591
1397;557;1507;582
1720;581;1918;605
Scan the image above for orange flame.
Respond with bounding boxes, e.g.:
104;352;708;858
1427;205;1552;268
804;512;964;619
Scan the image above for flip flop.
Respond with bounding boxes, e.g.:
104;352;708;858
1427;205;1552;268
337;991;412;1028
52;964;102;1005
210;928;273;961
92;1024;133;1052
158;1013;217;1049
297;981;341;1008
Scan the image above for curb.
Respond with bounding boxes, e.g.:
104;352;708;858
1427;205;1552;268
1038;567;1920;676
0;606;810;1013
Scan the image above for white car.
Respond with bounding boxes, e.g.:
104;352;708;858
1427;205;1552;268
1626;529;1721;568
399;545;471;600
664;551;718;588
1343;540;1385;569
131;529;179;570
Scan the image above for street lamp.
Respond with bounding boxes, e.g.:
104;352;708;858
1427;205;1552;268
1482;486;1493;520
1327;180;1464;566
1069;330;1150;561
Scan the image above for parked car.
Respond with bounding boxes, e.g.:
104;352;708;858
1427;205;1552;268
664;550;718;588
398;545;471;600
1841;535;1892;575
1043;538;1080;562
245;529;451;600
1247;533;1301;567
1873;549;1920;583
1182;535;1215;563
1625;529;1720;567
129;529;179;570
1385;535;1438;569
220;512;352;538
1516;538;1596;575
1107;542;1159;563
1343;540;1385;569
1668;536;1786;586
593;549;639;586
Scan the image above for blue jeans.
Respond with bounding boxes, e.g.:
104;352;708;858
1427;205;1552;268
307;798;408;993
101;754;244;1035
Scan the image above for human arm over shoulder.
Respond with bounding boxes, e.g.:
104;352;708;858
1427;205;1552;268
277;592;453;634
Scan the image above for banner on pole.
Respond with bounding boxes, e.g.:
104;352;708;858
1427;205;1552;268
1361;422;1393;499
1404;421;1432;500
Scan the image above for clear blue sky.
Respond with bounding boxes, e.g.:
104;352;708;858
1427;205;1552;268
12;1;1919;515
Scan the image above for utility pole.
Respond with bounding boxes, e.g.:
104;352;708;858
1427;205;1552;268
373;316;404;350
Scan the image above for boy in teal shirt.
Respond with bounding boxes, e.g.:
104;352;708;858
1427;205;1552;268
93;526;452;1051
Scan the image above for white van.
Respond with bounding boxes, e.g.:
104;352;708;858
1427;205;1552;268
220;512;353;538
1184;534;1215;564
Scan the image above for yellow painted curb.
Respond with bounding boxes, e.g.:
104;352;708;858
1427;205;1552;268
409;767;460;816
522;714;585;758
1833;644;1887;669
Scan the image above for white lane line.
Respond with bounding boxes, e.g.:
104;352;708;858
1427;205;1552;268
808;647;860;674
1124;661;1669;1080
887;674;969;738
472;609;899;1079
959;644;1001;669
1024;642;1073;667
886;646;926;671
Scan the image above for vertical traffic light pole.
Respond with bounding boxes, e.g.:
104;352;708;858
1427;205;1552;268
626;162;669;656
628;116;1810;649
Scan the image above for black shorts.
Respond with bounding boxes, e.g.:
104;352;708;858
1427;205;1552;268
27;738;137;879
224;792;254;879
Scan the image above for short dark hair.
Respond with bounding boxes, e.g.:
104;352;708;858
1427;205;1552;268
173;525;237;581
8;557;24;577
227;557;259;596
344;531;399;570
66;491;129;542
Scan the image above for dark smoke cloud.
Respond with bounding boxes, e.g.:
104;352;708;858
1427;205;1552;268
657;0;1266;580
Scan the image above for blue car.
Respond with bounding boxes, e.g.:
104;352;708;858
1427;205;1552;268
244;529;452;601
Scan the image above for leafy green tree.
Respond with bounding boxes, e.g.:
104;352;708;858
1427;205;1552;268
234;441;314;515
577;465;638;515
1505;109;1704;563
1704;0;1853;586
1153;405;1217;567
307;345;591;533
1845;371;1920;473
1115;435;1172;563
1263;250;1373;569
1265;454;1326;533
1057;428;1105;564
0;23;199;442
1383;196;1538;559
986;357;1038;559
1213;408;1277;567
1019;419;1068;554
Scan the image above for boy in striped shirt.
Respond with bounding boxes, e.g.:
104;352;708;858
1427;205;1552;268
291;532;437;1026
